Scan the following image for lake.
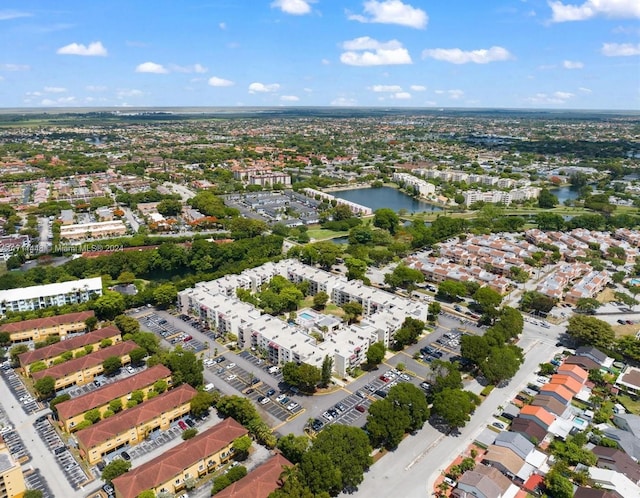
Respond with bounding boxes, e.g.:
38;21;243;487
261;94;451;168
333;187;443;213
550;185;581;204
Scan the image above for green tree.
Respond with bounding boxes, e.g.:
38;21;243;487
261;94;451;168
575;297;601;314
386;383;430;432
312;291;330;310
567;315;615;349
341;301;363;324
538;188;559;208
282;362;322;393
321;355;333;388
300;450;342;496
344;258;368;281
117;271;136;285
473;287;503;313
190;391;216;418
437;280;467;301
232;434;252;458
460;335;490;365
384;264;425;290
277;433;309;464
9;344;29;366
84;408;101;424
101;459;131;484
432;389;479;430
480;346;523;384
84;316;98;331
109;398;123;413
102;356;122;376
544;468;574;498
366;398;409;450
157;198;183;216
216;395;259;426
428;301;441;320
92;291;125;320
430;360;463;393
49;393;71;414
136;491;155;498
153;283;178;309
34;376;56;399
114;315;140;335
366;342;386;366
24;491;44;498
182;428;198;440
129;347;147;366
373;208;400;235
310;425;372;491
161;348;204;387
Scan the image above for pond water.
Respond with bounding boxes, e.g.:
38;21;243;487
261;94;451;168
550;185;581;204
333;187;443;213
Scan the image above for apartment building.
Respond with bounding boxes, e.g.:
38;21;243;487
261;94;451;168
392;172;436;197
463;187;540;206
565;270;611;305
31;340;138;391
0;278;103;316
0;235;30;262
112;418;248;498
214;454;293;498
0;310;94;343
178;260;427;375
60;221;127;241
56;365;173;432
302;188;372;216
0;440;26;498
18;325;122;375
77;384;197;465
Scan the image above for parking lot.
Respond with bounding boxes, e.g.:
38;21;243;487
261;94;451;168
33;415;89;490
23;469;53;498
2;366;41;414
209;354;303;422
141;312;208;353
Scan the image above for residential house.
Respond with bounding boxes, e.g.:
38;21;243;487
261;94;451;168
592;446;640;484
556;364;589;384
576;346;608;366
531;394;569;417
77;384;197;465
0;438;26;498
214;454;293;498
18;326;122;375
0;310;94;344
112;418;248;498
615;366;640;398
588;467;640;498
56;365;172;433
481;445;526;483
564;355;600;372
453;464;513;498
511;417;548;444
538;383;574;406
549;374;583;395
574;488;622;498
493;431;534;461
31;340;138;391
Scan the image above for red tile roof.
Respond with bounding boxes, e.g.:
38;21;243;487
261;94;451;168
215;454;292;498
56;365;171;421
549;374;583;395
520;405;556;427
31;340;138;381
18;326;121;366
76;384;197;450
0;310;94;334
556;363;589;383
113;418;248;498
539;383;574;403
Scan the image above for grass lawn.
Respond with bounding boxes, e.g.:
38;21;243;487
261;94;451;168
613;323;640;338
618;394;640;415
325;303;345;318
597;288;617;303
306;228;348;241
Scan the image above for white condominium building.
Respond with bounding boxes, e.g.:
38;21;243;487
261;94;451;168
0;277;103;315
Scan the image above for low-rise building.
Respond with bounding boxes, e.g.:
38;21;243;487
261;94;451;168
0;438;26;498
615;366;640;397
31;340;138;391
481;445;526;483
112;417;248;498
453;464;513;498
214;454;293;498
18;325;122;375
56;365;172;433
518;405;556;431
0;310;94;343
592;446;640;484
77;384;198;465
0;278;102;316
588;467;640;498
60;220;127;241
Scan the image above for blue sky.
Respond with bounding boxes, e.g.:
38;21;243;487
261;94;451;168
1;0;638;109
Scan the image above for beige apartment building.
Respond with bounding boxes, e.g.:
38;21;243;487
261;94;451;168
0;311;94;343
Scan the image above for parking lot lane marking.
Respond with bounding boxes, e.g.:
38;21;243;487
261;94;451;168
286;408;305;422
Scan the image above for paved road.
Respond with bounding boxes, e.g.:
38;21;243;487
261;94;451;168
340;322;563;498
121;206;140;233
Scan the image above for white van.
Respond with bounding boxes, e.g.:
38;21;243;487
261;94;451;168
204;383;215;392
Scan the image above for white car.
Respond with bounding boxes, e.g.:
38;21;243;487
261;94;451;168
226;363;236;370
287;402;299;411
227;374;237;381
322;411;333;421
260;397;271;405
276;394;287;402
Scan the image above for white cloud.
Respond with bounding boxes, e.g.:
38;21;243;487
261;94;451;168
392;92;411;99
371;84;403;92
549;0;640;22
86;85;107;92
601;42;640;56
0;76;3;81
340;37;412;66
40;96;76;106
563;60;584;69
348;0;428;29
248;82;281;93
25;91;42;97
271;0;314;15
1;63;30;71
208;76;235;87
0;10;32;21
117;89;144;98
331;96;357;106
281;95;300;102
526;91;575;104
135;62;169;74
219;22;227;30
579;87;592;93
56;41;107;56
422;46;512;64
435;89;464;100
321;58;331;65
44;86;67;93
170;63;208;73
410;84;426;91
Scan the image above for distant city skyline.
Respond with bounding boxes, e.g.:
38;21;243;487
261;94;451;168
1;0;639;110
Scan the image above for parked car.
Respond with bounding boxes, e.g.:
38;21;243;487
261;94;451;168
266;389;276;397
178;420;188;431
355;405;366;413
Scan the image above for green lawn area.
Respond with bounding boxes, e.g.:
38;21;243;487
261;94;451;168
618;394;640;415
325;303;345;318
306;228;348;241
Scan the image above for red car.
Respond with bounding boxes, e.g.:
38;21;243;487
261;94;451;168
178;420;188;430
355;405;366;413
379;375;389;382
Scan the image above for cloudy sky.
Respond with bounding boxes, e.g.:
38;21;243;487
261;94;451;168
1;0;638;109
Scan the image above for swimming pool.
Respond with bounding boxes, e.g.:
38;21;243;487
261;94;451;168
574;417;587;427
299;312;315;320
630;278;640;286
